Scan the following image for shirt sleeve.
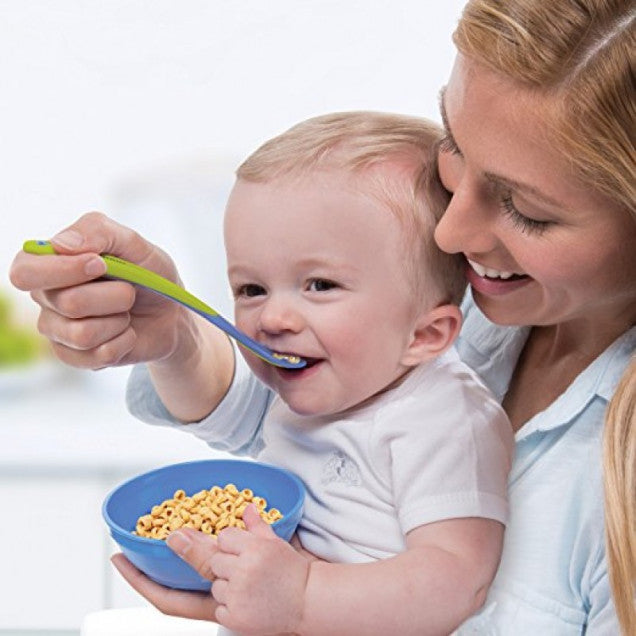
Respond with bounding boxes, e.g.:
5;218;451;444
376;358;514;533
583;536;620;634
126;343;274;456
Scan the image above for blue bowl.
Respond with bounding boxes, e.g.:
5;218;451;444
103;459;305;591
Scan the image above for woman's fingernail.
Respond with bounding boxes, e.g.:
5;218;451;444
167;530;192;557
84;256;106;277
52;230;84;250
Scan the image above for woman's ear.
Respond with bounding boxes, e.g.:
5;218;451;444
401;304;462;367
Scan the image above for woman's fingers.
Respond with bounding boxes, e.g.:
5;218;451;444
110;553;217;621
35;280;136;319
10;211;177;294
51;212;178;281
50;326;137;369
10;251;107;292
38;309;132;351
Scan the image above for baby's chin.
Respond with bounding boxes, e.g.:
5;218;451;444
279;391;378;418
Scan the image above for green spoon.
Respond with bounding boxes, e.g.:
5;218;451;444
23;240;305;369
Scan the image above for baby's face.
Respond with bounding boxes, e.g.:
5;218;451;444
224;170;425;416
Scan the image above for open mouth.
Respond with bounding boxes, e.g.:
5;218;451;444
467;259;528;281
273;352;321;372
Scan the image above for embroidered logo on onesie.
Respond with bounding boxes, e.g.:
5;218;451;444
321;450;361;486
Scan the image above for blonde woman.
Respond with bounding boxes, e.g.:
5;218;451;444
432;1;635;633
10;0;635;633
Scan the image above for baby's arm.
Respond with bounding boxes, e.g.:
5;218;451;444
299;517;502;635
198;507;502;635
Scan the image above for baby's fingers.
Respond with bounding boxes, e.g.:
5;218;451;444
166;528;222;583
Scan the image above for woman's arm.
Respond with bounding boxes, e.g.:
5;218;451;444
9;212;235;422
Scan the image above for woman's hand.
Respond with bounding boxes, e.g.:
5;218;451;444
111;546;221;622
9;211;197;370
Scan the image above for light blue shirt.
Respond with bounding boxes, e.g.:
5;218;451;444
455;292;634;635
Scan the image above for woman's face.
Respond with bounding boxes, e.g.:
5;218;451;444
435;55;636;329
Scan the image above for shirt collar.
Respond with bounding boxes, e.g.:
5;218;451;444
459;291;635;439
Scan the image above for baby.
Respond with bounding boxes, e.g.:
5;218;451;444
125;112;514;634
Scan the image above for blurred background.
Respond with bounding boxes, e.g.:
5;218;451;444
1;1;464;633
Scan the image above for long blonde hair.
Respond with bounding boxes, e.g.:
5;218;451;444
455;2;636;630
604;356;636;634
454;0;635;216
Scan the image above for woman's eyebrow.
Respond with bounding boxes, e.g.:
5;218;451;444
438;85;568;211
484;173;567;208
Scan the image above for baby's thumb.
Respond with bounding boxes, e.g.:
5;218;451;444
243;503;277;538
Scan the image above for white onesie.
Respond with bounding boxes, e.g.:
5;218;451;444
127;346;513;563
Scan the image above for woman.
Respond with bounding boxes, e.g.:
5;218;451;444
435;2;635;632
9;0;635;633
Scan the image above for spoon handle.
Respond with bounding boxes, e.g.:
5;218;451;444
22;240;305;369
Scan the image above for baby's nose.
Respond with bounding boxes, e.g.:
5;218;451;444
257;296;303;334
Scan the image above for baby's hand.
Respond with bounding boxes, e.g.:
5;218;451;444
211;504;309;635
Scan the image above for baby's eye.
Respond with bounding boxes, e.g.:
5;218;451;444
235;283;266;298
307;278;339;292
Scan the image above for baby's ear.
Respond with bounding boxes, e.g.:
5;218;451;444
401;304;462;367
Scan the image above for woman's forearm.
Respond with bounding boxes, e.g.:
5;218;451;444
148;312;235;423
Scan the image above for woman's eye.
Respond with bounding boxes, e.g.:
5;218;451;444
439;133;462;157
236;283;266;298
307;278;338;292
500;193;551;236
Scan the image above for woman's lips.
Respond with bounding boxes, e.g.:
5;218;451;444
465;262;532;296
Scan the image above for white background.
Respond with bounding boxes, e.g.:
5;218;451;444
0;1;465;631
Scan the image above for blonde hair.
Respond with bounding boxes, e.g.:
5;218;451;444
603;357;636;635
454;0;635;216
236;111;466;306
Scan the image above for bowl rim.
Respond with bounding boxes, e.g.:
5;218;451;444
102;458;306;546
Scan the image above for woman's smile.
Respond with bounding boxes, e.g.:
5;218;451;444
465;259;532;297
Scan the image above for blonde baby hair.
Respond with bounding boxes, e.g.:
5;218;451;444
236;111;467;307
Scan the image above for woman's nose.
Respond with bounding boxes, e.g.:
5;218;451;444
434;173;499;256
257;295;303;335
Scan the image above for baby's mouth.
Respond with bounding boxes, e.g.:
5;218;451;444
273;351;321;371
